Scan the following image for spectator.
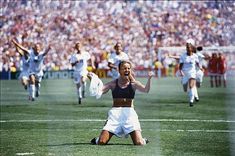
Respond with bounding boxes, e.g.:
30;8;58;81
1;1;235;73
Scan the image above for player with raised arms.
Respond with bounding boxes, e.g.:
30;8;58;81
90;61;153;145
12;39;51;101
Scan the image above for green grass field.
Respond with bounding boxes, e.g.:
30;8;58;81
1;77;235;156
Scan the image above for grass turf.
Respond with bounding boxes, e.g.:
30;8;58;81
1;77;235;156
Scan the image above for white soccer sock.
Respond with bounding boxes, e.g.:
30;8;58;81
188;88;194;103
96;137;99;144
142;138;147;145
193;86;199;99
30;84;35;98
77;87;82;98
28;84;31;95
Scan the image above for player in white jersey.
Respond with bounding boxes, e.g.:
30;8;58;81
194;46;205;88
12;39;30;90
69;41;94;104
108;42;130;80
12;40;51;101
179;39;202;107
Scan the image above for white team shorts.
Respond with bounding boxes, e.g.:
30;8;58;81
196;69;204;83
29;70;43;82
181;71;196;85
103;107;141;138
19;71;29;80
73;70;88;84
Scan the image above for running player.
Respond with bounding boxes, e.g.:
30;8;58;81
195;46;205;88
108;42;130;80
69;41;94;104
168;46;205;88
179;39;202;107
12;39;51;101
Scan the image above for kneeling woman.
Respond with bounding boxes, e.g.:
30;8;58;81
91;61;153;145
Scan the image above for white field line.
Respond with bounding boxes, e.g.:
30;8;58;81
1;128;234;133
16;153;54;156
16;153;34;156
93;128;235;133
98;128;235;133
159;129;235;133
1;119;235;123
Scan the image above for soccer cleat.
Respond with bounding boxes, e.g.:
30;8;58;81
90;137;97;145
189;102;193;107
24;85;27;90
195;97;199;102
143;138;149;144
78;98;82;104
29;96;35;101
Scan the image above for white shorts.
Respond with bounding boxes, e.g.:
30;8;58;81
103;107;141;138
181;71;196;85
29;70;43;82
19;71;29;80
73;70;88;84
196;69;204;83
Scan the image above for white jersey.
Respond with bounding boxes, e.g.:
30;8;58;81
195;52;205;83
179;52;199;74
196;52;204;63
21;56;30;72
29;49;45;74
108;52;129;79
196;52;205;69
19;56;30;80
69;51;90;72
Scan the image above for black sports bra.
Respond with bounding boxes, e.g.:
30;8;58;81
112;79;135;99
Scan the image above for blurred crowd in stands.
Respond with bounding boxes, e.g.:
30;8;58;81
1;0;235;76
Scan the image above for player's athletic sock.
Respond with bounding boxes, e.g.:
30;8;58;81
30;84;35;99
36;83;41;97
193;86;199;100
142;138;149;145
82;82;86;98
189;88;194;103
78;86;82;99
